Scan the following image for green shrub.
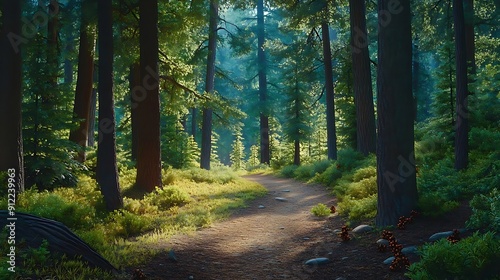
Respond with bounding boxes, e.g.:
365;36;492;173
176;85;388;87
335;148;365;171
16;189;96;229
338;194;377;221
418;192;459;217
281;165;298;178
311;203;331;217
314;164;342;186
346;177;377;199
352;166;376;182
406;232;500;280
466;188;500;233
107;210;151;238
145;186;191;210
294;164;314;180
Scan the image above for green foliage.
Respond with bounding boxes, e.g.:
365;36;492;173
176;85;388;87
310;203;331;217
107;210;152;238
145;186;191;210
230;128;246;170
467;189;500;233
338;194;378;221
406;232;500;280
280;165;298;178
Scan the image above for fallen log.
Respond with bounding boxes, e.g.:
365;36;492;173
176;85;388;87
0;210;118;273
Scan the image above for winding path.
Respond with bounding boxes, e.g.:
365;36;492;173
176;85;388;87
141;174;336;280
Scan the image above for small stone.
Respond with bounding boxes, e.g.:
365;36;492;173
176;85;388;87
304;257;330;265
383;256;395;265
280;227;285;229
377;239;390;246
282;190;291;192
352;225;373;233
168;249;178;262
188;276;194;280
275;197;288;202
402;246;418;255
333;229;341;234
336;278;347;280
341;257;348;260
429;231;453;242
258;205;265;209
303;237;310;240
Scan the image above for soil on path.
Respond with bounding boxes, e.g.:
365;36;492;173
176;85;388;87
137;174;471;280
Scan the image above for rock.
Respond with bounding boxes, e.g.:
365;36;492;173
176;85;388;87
336;278;347;280
352;225;373;233
275;197;288;202
341;257;348;260
383;256;395;265
333;229;341;234
280;227;285;229
402;246;418;255
304;257;330;265
282;190;291;192
429;231;453;242
258;205;265;209
376;239;390;246
188;276;194;280
168;249;178;262
303;237;310;240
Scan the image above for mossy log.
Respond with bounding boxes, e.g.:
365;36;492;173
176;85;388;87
0;210;118;272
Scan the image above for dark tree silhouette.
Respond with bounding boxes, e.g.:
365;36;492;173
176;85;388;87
375;0;418;227
129;62;140;162
69;0;96;163
322;19;337;160
135;0;162;191
349;0;376;156
453;0;469;170
0;0;24;194
200;0;219;170
97;0;123;211
257;0;270;165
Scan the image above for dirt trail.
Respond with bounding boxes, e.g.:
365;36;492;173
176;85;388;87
140;174;337;280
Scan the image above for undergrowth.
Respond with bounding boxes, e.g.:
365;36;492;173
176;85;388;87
0;166;267;279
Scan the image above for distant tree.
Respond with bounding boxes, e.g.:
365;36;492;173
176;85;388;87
0;0;24;193
453;0;469;170
349;0;376;156
257;0;270;165
375;0;418;227
69;0;96;163
135;0;162;191
321;3;337;160
200;0;219;170
97;0;123;211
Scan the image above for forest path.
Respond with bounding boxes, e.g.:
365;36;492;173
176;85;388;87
140;174;337;280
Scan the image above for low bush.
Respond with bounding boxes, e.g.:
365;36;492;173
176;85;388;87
310;203;331;217
145;186;191;210
281;165;298;178
406;232;500;279
466;188;500;233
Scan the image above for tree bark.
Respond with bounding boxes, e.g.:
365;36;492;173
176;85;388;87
453;0;469;170
349;0;376;155
129;62;140;163
322;21;338;160
135;0;162;191
257;0;270;165
464;0;475;95
69;3;96;163
200;0;219;170
375;0;417;227
97;0;123;211
0;0;24;194
293;139;300;166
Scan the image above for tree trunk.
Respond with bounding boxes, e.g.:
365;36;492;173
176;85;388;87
200;0;219;170
453;0;469;170
375;0;417;227
464;0;475;95
349;0;376;155
129;62;140;163
257;0;270;165
88;88;97;147
69;5;96;163
97;0;123;211
294;139;300;166
135;0;162;191
0;0;24;194
191;107;197;138
322;21;338;160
